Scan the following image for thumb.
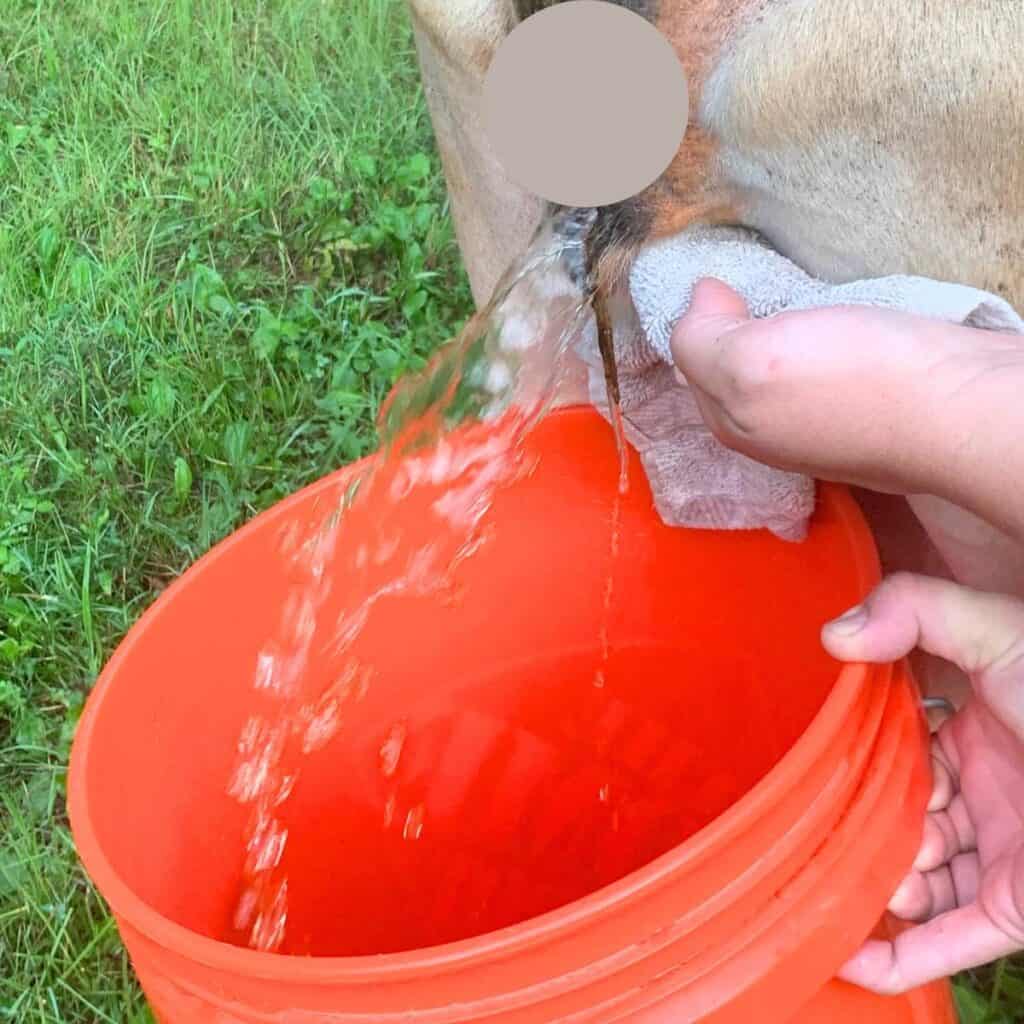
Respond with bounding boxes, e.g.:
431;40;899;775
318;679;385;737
670;278;750;388
822;573;1024;736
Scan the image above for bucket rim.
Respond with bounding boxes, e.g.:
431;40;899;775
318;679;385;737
67;406;883;985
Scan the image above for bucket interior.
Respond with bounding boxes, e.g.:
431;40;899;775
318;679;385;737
77;410;872;957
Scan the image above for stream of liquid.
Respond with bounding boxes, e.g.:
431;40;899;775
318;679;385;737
226;210;629;952
591;287;629;689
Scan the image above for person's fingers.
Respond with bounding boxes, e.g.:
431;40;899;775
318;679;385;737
927;738;958;813
887;870;949;922
888;853;981;921
821;574;1024;735
948;854;982;908
679;379;761;453
839;901;1020;995
670;278;750;393
913;796;976;872
844;846;1024;995
927;754;955;812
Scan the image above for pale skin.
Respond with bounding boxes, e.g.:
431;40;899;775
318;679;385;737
672;278;1024;994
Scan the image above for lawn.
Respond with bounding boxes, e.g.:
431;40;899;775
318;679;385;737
0;0;469;1017
0;1;1017;1021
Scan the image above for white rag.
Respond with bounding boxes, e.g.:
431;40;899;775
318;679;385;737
575;225;1024;541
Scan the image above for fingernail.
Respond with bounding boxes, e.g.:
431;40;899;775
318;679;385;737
887;875;917;913
825;604;868;636
673;368;687;387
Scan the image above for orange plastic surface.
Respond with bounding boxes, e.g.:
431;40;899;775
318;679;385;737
68;407;956;1022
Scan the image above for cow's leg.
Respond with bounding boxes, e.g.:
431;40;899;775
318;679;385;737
408;1;543;308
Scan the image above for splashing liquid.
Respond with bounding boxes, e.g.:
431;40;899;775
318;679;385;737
225;207;637;953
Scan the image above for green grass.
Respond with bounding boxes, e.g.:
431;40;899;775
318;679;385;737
0;1;1019;1021
0;0;471;1018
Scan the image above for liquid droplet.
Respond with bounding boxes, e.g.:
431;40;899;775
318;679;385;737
250;878;289;953
403;805;426;841
379;722;407;778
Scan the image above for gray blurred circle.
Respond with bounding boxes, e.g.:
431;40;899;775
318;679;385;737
483;1;690;208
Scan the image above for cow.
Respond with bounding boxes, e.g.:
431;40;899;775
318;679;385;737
405;0;1024;706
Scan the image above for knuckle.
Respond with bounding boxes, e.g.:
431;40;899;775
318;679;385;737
884;570;922;591
876;975;908;997
697;412;746;456
701;412;734;445
875;955;913;996
988;595;1024;674
720;335;784;401
963;593;1024;677
989;635;1024;681
872;571;923;608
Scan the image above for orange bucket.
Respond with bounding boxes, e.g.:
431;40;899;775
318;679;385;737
68;406;956;1022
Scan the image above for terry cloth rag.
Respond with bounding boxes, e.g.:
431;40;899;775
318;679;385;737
574;225;1024;541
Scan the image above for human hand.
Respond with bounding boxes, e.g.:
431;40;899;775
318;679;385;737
820;572;1024;994
669;279;1024;515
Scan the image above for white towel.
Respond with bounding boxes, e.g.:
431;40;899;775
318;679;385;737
574;225;1024;541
